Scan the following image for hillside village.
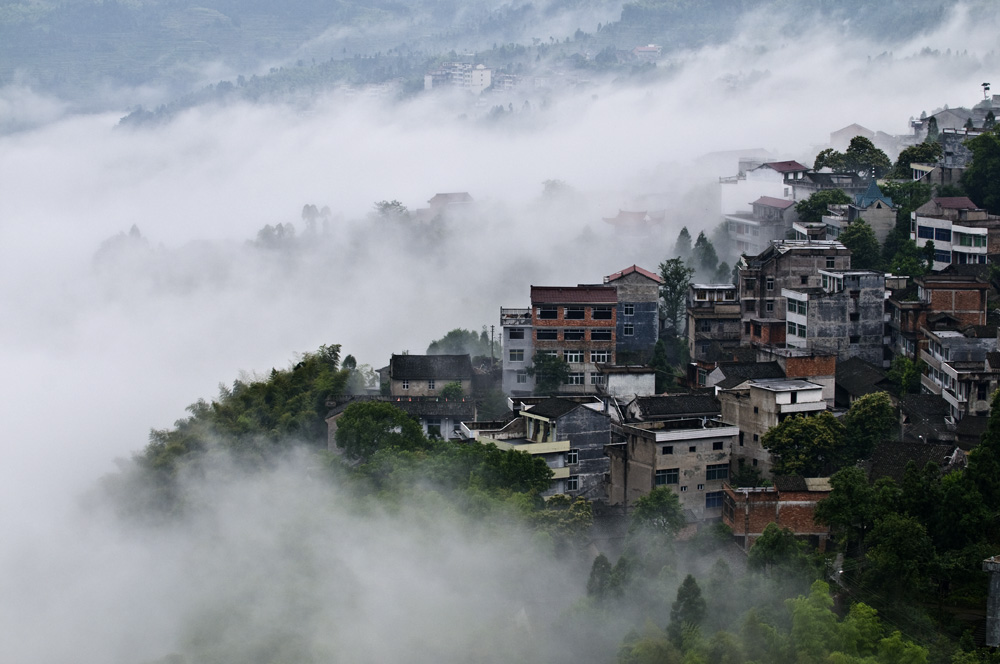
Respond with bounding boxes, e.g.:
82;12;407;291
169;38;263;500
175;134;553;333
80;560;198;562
324;92;1000;607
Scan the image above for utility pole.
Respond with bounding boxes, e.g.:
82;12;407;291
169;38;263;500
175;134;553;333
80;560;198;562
490;325;495;367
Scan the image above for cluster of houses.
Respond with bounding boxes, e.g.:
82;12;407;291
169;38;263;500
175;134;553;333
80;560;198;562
326;98;1000;549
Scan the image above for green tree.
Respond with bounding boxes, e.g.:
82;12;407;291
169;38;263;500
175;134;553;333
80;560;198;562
887;356;921;395
761;412;846;476
888;239;929;277
659;257;695;332
675;226;693;255
926;116;939;142
960;126;1000;214
815;466;882;553
986;110;996;129
815;137;892;177
795;189;851;224
439;381;464;399
667;575;707;646
842;391;896;462
693;231;719;275
587;553;613;599
334;401;427;461
748;523;810;573
714;261;731;284
839;219;882;270
787;581;842;663
527;351;570;395
426;327;493;357
649;339;675;393
629;487;685;538
863;513;935;601
373;199;408;219
891;142;944;179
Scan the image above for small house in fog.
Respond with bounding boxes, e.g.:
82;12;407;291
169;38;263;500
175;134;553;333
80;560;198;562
388;354;474;397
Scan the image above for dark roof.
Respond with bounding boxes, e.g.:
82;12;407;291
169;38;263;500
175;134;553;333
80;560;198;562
390;354;473;380
856;180;894;209
605;264;662;283
531;285;617;304
772;476;808;492
836;357;893;399
899;393;951;422
632;395;720;419
934;196;979;210
753;196;795;210
428;192;473;206
714;361;785;389
987;352;1000;369
957;415;989;449
527;397;584;419
763;160;809;173
866;441;959;483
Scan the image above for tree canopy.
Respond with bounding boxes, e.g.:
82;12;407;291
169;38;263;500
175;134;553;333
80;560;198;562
839;219;882;270
426;327;495;358
527;351;570;395
960;126;1000;214
890;141;943;179
814;137;892;178
658;257;694;332
762;411;845;476
795;189;851;224
842;391;897;462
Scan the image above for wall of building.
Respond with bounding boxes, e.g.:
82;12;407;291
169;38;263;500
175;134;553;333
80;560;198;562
559;406;612;500
722;486;830;549
501;317;534;395
533;302;617;394
605;373;656;399
390;378;472;397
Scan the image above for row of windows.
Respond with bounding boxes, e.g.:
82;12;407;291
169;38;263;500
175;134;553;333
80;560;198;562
654;463;729;485
787;322;807;337
660;442;725;454
515;350;611;363
536;305;613;320
916;225;952;242
787;299;807;316
514;371;605;385
535;328;618;341
401;379;443;390
956;233;987;247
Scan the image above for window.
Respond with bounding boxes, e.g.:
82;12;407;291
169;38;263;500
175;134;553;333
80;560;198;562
753;434;759;442
564;329;585;341
661;446;673;455
688;445;696;453
508;328;524;340
766;277;774;291
567;475;579;491
706;463;729;481
402;379;409;390
681;485;688;492
590;329;612;341
713;441;724;450
745;300;756;312
697;484;705;490
917;225;934;239
428;379;435;390
567;449;579;464
849;313;859;322
536;329;558;340
753;406;759;414
590;350;610;363
426;417;441;438
566;372;585;385
739;432;744;446
800;275;808;285
655;468;679;485
826;257;835;268
509;348;524;362
935;228;952;242
934;250;951;264
564;350;584;363
565;306;585;319
590;373;605;385
516;371;528;384
623;324;634;336
849;335;860;344
766;301;774;313
706;491;724;509
752;458;758;466
538;306;557;319
592;306;613;320
623;304;635;316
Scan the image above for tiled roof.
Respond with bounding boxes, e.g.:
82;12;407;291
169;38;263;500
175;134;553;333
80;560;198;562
428;192;473;205
753;196;795;210
763;160;809;173
632;395;720;418
392;399;476;419
531;285;618;304
527;397;583;419
866;441;959;483
934;196;979;210
390;354;473;380
836;357;893;399
605;264;663;283
856;180;894;209
714;361;785;390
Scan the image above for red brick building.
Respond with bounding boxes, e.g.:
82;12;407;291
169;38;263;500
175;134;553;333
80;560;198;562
722;476;832;551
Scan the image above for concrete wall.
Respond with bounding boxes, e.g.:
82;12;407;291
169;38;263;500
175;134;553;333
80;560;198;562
501;322;534;394
390;378;473;397
558;405;612;500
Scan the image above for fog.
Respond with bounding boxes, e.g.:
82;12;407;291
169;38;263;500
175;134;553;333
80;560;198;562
1;3;999;662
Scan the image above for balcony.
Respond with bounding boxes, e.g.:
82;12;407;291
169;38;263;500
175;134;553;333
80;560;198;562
778;401;826;414
500;307;531;326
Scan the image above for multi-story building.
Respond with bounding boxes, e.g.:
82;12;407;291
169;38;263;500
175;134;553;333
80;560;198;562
718;378;826;475
388;354;474;397
686;283;742;363
500;285;618;396
463;397;611;498
781;269;886;365
722;477;832;551
606;394;737;521
720;160;807;215
724;196;799;256
603;265;661;364
886;271;989;361
737;240;851;345
910;197;1000;270
920;326;999;421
